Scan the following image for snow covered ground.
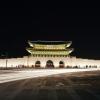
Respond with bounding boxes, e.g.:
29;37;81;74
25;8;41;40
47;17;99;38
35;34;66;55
0;68;100;84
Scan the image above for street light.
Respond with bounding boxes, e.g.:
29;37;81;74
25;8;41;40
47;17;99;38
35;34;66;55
1;52;8;68
4;52;8;68
27;55;29;67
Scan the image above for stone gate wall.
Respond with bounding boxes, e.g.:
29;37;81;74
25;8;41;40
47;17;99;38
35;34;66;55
0;56;100;68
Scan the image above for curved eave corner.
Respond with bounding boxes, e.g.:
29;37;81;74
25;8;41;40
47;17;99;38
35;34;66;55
26;48;32;54
28;40;34;47
65;41;72;47
69;48;74;54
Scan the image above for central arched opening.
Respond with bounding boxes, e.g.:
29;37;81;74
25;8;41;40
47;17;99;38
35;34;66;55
46;60;54;68
59;61;65;68
35;61;41;68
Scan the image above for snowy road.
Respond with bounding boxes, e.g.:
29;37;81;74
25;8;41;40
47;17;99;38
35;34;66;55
0;68;100;83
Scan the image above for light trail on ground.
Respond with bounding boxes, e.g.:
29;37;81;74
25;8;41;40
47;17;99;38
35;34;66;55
0;68;100;84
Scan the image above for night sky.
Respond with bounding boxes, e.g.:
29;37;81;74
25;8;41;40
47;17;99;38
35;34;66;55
0;7;100;59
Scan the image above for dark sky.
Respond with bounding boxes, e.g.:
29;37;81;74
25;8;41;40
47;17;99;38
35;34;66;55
0;7;100;59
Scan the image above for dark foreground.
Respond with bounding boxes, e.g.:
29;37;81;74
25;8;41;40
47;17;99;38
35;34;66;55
0;71;100;100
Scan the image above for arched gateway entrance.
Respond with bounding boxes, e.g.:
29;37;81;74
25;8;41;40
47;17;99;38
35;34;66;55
59;61;65;68
35;61;41;68
46;60;54;68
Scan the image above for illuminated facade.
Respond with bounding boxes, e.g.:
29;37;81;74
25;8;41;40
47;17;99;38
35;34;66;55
0;41;99;68
26;41;73;68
